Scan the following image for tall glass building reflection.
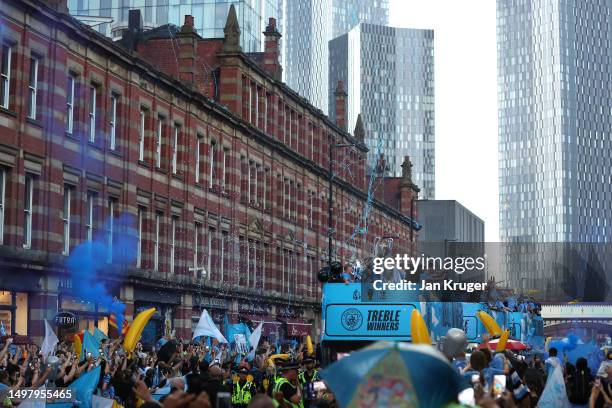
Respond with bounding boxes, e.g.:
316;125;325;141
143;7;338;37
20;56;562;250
282;0;388;113
69;0;281;52
497;0;612;243
329;24;435;198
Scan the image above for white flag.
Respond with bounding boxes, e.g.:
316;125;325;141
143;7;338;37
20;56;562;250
40;320;59;363
192;309;228;343
247;321;263;360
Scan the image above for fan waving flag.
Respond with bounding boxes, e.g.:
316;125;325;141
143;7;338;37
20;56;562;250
40;320;59;362
109;313;129;337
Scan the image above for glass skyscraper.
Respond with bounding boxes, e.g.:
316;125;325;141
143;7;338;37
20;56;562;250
329;24;435;199
69;0;281;52
497;0;611;243
282;0;388;113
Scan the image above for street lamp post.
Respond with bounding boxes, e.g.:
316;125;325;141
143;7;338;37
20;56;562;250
328;142;356;270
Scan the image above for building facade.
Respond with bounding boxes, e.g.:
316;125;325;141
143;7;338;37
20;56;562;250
68;0;281;52
416;200;484;245
329;23;435;198
497;0;611;243
282;0;388;113
0;0;419;343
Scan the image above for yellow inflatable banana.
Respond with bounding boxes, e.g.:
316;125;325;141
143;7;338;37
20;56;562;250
306;335;314;355
266;353;289;367
410;309;431;344
477;311;502;337
123;308;156;352
496;330;510;352
73;333;82;360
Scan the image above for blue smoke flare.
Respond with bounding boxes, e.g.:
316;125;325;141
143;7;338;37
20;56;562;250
65;213;138;329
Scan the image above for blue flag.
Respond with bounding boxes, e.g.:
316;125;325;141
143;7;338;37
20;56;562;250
82;330;100;359
92;327;108;344
69;365;101;408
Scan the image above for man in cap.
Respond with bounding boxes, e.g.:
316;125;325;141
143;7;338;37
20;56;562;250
232;367;257;408
298;357;318;408
273;360;303;408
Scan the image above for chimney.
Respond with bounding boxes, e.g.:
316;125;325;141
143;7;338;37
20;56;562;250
353;113;364;142
177;15;198;85
121;9;143;52
334;80;348;131
45;0;68;12
263;18;282;80
399;156;419;216
222;4;242;53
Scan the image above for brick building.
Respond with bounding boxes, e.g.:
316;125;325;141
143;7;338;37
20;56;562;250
0;0;420;343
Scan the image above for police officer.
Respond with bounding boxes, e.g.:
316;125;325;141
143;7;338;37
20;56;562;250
231;367;257;408
298;357;319;408
273;360;303;408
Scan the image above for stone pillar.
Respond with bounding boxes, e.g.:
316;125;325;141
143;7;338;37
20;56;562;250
175;293;193;339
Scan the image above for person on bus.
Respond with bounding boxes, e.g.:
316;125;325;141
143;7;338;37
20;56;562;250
273;360;303;408
298;357;319;408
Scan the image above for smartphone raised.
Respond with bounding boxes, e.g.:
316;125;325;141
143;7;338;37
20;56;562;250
458;387;475;406
215;392;231;408
493;375;506;398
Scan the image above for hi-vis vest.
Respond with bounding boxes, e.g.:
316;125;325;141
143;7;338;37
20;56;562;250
232;381;254;405
273;377;304;408
298;369;319;385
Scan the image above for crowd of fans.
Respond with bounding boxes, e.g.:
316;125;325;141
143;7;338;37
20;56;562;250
0;333;611;408
0;335;334;408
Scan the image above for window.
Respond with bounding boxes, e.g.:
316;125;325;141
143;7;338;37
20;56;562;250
221;148;227;188
254;86;259;126
194;222;201;275
172;125;179;174
156;117;164;168
27;57;39;119
107;198;115;263
65;75;75;134
195;136;202;183
109;94;118;150
221;230;227;282
88;85;97;142
248;84;252;123
62;186;72;254
170;217;176;274
23;174;33;248
154;212;160;271
207;227;214;280
86;193;95;241
263;169;268;210
208;141;216;188
137;207;143;268
139;109;146;161
0;169;5;244
263;94;268;132
0;44;11;109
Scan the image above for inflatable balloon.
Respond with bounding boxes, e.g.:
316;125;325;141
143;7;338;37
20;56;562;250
123;308;156;352
496;330;510;352
306;335;314;356
441;328;468;359
477;311;503;337
266;353;289;367
410;309;431;344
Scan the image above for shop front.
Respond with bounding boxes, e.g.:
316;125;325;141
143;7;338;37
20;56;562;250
57;277;114;340
192;295;229;331
133;287;180;345
0;269;39;336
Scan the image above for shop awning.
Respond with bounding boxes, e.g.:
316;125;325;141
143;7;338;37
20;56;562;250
251;320;282;336
286;322;312;337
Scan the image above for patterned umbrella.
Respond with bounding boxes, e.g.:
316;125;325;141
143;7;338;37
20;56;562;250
320;342;467;408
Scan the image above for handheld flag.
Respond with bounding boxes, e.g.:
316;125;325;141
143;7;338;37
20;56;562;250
82;330;100;358
40;320;59;362
247;321;263;360
69;365;101;408
193;310;228;343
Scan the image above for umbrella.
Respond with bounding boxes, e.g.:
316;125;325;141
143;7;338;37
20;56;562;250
479;338;528;351
320;341;467;408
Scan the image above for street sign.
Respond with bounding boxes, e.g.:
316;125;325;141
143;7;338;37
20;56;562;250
54;311;78;328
